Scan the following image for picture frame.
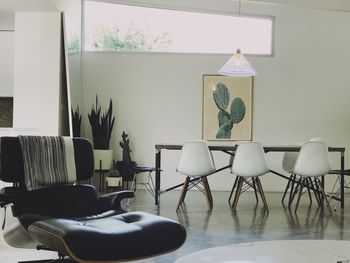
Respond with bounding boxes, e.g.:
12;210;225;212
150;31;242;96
202;75;253;141
0;97;14;128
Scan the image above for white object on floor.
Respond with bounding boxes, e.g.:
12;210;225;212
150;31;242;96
174;240;350;263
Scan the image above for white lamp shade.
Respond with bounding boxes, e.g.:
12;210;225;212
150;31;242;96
218;50;257;77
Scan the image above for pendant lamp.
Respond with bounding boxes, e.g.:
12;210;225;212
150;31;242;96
218;48;257;77
218;1;257;77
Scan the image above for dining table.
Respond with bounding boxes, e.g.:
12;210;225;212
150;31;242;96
154;144;346;208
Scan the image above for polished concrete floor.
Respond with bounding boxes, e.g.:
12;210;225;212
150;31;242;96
1;190;350;262
129;190;350;262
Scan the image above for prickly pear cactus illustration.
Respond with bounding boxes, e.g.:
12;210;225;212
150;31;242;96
213;83;229;111
213;83;246;139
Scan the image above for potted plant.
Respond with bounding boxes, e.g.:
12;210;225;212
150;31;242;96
88;95;116;170
105;169;123;191
71;105;82;137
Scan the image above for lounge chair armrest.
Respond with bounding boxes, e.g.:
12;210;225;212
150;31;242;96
98;190;134;210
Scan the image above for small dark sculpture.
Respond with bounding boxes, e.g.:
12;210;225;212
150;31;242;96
116;131;135;183
119;131;131;162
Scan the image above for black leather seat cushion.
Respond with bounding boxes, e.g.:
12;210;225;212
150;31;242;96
28;211;186;262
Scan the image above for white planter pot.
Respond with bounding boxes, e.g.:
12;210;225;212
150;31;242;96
106;176;122;187
94;149;113;170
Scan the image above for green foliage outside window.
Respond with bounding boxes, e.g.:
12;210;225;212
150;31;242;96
89;24;173;51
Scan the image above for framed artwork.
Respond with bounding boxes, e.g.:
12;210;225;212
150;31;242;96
0;97;13;127
202;75;253;141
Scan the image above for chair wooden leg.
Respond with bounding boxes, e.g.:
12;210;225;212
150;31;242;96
289;176;302;208
232;177;243;210
282;175;292;204
287;174;298;207
307;177;320;206
256;177;268;211
295;178;305;213
316;178;332;213
252;178;259;205
176;176;190;210
228;176;239;204
306;178;313;205
313;177;323;207
202;176;213;210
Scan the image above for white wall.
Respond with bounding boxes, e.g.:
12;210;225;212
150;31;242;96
13;12;62;135
83;1;350;191
0;11;14;30
0;12;14;97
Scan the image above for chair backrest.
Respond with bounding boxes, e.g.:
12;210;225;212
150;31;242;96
231;142;269;177
0;136;99;220
293;141;331;177
176;140;216;177
0;136;94;185
282;142;303;173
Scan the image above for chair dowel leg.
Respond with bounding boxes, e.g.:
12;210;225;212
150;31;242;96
177;177;190;210
232;177;243;210
318;179;332;214
282;175;292;204
228;176;239;204
294;178;305;213
306;178;313;205
310;178;320;206
313;177;323;207
203;177;213;210
289;176;302;208
256;177;268;211
288;174;298;207
252;177;261;205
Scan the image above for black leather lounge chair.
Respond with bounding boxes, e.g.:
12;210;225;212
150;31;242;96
0;136;186;262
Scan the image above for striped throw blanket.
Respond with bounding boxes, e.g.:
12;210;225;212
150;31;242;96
19;136;77;191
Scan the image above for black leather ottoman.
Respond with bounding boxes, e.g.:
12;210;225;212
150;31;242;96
28;211;186;262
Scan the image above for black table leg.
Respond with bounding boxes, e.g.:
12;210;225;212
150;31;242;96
341;151;345;209
155;150;161;205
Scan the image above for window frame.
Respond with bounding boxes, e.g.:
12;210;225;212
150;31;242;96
82;0;275;57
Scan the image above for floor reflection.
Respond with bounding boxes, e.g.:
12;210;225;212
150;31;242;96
231;206;269;238
176;204;212;229
129;191;350;262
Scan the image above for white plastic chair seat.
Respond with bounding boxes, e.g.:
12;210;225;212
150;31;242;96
231;142;269;178
176;141;216;177
293;141;331;178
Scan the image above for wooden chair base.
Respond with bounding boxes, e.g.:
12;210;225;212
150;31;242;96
177;176;213;210
228;176;268;211
290;176;332;213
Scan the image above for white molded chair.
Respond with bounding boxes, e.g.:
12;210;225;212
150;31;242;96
176;140;216;210
229;142;270;210
290;141;332;213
